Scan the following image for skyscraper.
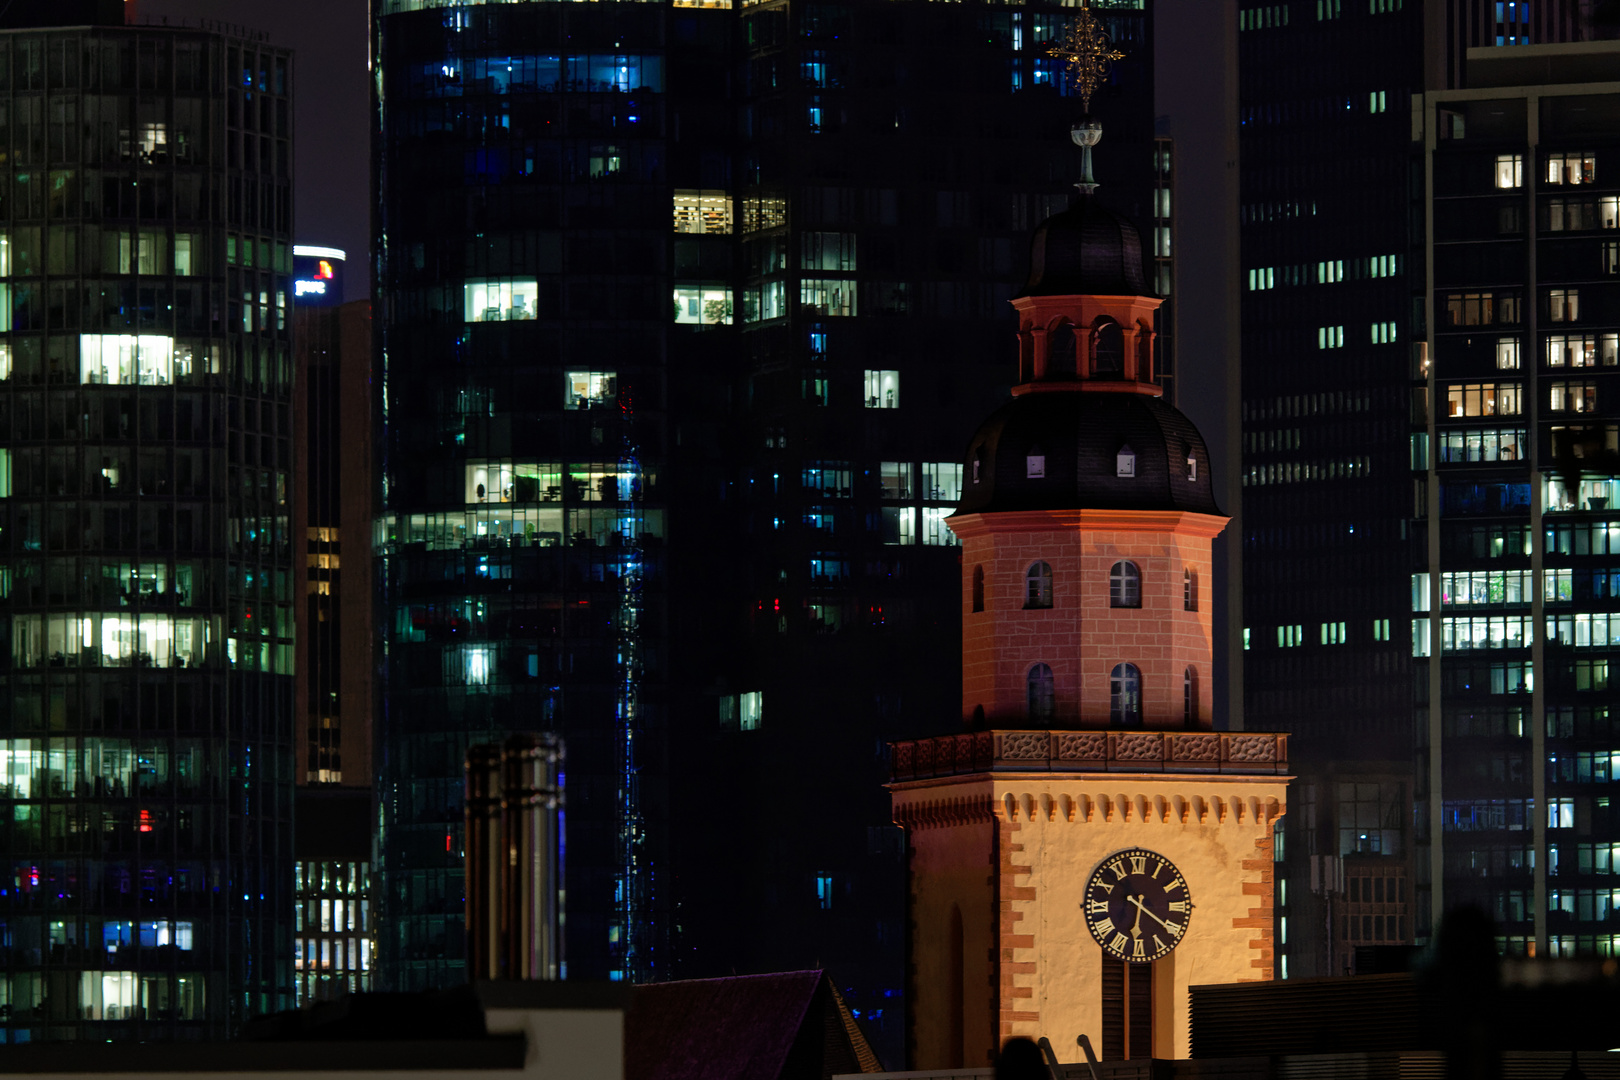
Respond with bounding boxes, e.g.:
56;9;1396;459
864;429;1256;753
370;0;1162;1036
1418;39;1620;962
0;17;296;1036
1238;2;1619;975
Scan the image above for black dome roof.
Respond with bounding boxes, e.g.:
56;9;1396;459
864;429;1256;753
1019;195;1151;298
954;391;1221;517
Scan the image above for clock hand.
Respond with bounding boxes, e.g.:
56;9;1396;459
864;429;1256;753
1129;891;1144;938
1127;892;1177;933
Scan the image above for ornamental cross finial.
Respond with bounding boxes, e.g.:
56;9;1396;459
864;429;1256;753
1050;1;1124;113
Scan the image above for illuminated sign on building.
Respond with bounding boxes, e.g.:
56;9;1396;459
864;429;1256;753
292;244;346;307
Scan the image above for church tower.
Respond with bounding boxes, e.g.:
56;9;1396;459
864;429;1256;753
888;111;1291;1066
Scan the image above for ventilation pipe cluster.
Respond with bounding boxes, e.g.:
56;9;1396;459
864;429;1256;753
464;734;564;981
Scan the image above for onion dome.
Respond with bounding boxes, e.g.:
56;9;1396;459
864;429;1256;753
1019;194;1151;299
956;391;1220;516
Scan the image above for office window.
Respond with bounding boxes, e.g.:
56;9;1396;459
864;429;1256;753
464;279;538;322
1183;568;1198;611
672;189;732;234
1110;663;1141;728
1109;561;1140;608
673;286;732;325
923;462;962;502
1545;152;1596;186
1372;618;1391;641
1544;334;1618;368
1549;381;1598;413
801;232;857;272
801;370;828;404
1605;241;1619;276
1026;562;1053;609
1445;291;1520;327
1183;667;1198;726
1317;325;1344;348
1027;663;1055;722
864;369;900;409
564;371;616;410
1494;154;1522;189
720;692;756;731
80;334;176;385
920;507;955;546
800;278;855;317
1496;337;1520;370
1445;382;1521;417
1278;624;1305;647
1549;289;1579;323
815;873;834;910
1371;321;1397;344
873;461;911;501
1436;428;1525;463
1321;621;1348;645
880;506;915;545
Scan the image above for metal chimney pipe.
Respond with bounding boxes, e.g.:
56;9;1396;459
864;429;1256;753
464;743;505;980
501;733;564;980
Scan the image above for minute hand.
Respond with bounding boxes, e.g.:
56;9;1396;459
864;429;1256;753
1126;893;1177;933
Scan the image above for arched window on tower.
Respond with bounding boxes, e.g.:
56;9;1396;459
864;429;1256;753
1026;561;1053;609
1028;663;1055;722
1184;666;1199;728
972;565;985;613
1092;318;1123;377
1183;567;1198;611
1110;663;1141;727
1109;561;1140;608
1048;323;1076;376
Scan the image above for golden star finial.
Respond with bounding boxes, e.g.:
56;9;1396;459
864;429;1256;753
1050;1;1125;113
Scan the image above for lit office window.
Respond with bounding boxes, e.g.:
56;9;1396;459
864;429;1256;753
1495;337;1519;369
673;286;732;325
878;462;912;500
1494;154;1522;189
923;462;963;502
1545;151;1596;186
864;369;900;409
1548;289;1580;323
921;507;956;546
740;691;762;731
801;278;855;317
464;279;538;322
80;334;176;385
672;189;732;234
564;371;616;409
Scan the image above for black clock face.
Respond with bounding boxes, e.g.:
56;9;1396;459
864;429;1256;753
1083;848;1191;963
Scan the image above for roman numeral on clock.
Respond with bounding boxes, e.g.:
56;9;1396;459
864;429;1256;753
1087;899;1109;915
1094;918;1115;939
1110;933;1130;953
1132;938;1146;958
1165;877;1185;893
1129;856;1147;875
1169;899;1189;914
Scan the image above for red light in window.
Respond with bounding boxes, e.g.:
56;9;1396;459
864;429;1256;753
773;598;781;612
139;810;154;833
445;834;453;852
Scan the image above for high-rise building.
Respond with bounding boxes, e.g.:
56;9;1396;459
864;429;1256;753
1418;40;1620;962
290;247;374;1005
370;0;1162;1041
1238;3;1618;976
0;16;296;1036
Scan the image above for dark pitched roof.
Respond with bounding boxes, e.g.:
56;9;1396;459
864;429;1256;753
625;970;881;1080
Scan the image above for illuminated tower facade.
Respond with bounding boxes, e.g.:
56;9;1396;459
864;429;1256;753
0;18;296;1037
891;127;1289;1067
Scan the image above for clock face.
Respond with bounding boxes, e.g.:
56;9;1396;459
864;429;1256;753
1083;848;1191;963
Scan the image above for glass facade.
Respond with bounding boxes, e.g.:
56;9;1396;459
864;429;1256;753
0;27;295;1037
373;1;1156;1056
1238;0;1424;979
1422;78;1620;961
293;858;372;1006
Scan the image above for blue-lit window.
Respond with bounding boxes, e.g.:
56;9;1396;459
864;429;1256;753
801;50;827;88
816;873;834;910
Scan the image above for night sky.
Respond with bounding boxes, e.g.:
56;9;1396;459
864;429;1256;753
136;0;373;297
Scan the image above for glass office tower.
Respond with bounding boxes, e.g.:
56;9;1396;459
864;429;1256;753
372;1;1158;1038
372;0;675;988
1420;45;1620;961
0;24;296;1038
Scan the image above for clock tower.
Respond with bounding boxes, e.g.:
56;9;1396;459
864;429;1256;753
888;122;1290;1067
